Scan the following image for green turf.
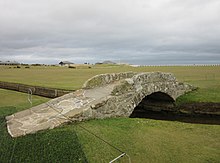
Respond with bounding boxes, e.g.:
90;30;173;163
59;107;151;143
0;89;49;117
0;65;132;90
1;65;220;102
0;65;220;162
0;117;88;163
0;89;88;163
75;118;220;163
1;114;219;163
1;65;219;89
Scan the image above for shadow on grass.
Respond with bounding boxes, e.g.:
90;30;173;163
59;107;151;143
0;116;88;163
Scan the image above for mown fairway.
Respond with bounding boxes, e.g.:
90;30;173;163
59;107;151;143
0;89;88;162
0;89;49;117
76;118;220;163
0;65;219;90
0;90;219;162
1;65;220;102
0;65;220;162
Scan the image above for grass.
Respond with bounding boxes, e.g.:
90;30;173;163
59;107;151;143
75;118;220;162
0;65;131;90
0;89;88;163
0;92;219;162
0;89;49;117
1;65;219;89
0;117;88;163
1;65;220;102
0;65;220;162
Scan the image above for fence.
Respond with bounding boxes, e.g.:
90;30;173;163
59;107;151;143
0;81;72;98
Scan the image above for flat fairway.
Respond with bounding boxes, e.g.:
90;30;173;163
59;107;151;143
1;65;220;102
75;118;220;163
1;65;219;89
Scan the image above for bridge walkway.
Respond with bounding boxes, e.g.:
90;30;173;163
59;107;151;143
6;82;119;137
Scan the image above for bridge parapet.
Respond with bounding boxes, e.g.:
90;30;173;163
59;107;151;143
82;72;137;89
6;72;195;137
85;72;195;119
111;72;194;98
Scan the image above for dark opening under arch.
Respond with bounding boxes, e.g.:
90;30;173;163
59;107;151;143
130;92;175;118
129;92;220;125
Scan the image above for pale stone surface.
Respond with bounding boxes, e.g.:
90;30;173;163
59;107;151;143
6;72;195;137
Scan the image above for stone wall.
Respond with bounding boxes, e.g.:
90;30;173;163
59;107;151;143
0;81;72;98
78;72;195;120
6;72;196;137
82;72;137;89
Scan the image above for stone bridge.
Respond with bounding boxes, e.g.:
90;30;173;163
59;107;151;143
6;72;194;137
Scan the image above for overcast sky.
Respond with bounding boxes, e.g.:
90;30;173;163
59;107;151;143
0;0;220;65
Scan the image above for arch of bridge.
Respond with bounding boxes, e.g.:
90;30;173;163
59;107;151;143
83;72;193;119
6;72;194;137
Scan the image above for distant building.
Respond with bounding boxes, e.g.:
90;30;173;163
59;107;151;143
0;61;20;65
59;61;74;66
95;60;116;65
95;62;103;65
102;60;116;64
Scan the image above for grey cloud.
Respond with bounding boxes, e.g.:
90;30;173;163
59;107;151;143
0;0;220;64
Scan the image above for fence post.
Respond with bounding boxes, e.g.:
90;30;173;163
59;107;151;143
28;88;33;107
55;89;58;97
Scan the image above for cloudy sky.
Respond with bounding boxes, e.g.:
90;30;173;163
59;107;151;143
0;0;220;65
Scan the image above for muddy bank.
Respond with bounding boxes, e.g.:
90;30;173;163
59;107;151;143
130;102;220;125
178;102;220;116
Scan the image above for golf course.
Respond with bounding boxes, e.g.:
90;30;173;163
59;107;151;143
0;65;219;162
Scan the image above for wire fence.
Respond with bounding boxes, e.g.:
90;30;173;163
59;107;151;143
0;118;88;163
0;118;131;163
46;103;131;163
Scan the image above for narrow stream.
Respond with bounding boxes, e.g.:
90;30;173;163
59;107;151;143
130;92;220;125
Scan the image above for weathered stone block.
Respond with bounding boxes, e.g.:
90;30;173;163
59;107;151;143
6;71;194;137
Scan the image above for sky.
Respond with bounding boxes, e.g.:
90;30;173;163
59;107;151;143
0;0;220;65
